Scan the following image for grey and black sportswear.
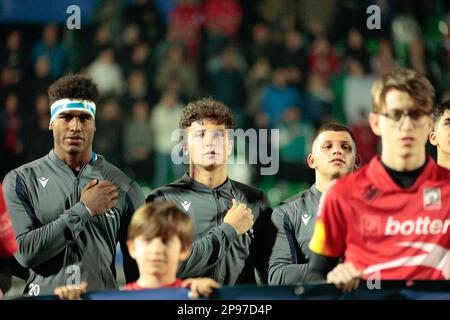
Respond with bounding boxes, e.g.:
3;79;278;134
269;185;321;285
2;150;145;296
146;173;273;285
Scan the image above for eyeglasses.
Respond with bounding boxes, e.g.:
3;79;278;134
378;109;432;128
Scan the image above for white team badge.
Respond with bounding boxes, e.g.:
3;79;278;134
301;213;311;226
423;188;441;210
181;201;191;212
38;177;49;188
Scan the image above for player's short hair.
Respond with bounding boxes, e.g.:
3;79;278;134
371;69;435;114
128;202;193;250
179;97;236;129
47;74;99;105
313;122;357;147
434;100;450;125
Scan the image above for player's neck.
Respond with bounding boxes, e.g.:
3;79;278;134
381;151;426;172
315;174;334;193
136;274;177;289
54;147;91;172
437;151;450;170
190;164;228;189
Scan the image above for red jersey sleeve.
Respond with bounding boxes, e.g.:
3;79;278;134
0;184;18;259
309;182;348;258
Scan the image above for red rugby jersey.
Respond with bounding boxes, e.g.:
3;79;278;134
309;156;450;280
0;183;18;259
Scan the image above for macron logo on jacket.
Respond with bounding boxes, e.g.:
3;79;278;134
38;177;49;188
181;201;191;212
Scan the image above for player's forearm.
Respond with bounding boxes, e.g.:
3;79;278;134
305;252;339;283
269;263;309;285
0;258;12;294
177;225;236;278
15;204;91;268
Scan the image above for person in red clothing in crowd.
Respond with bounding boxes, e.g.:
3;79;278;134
307;69;450;292
54;202;219;299
0;183;18;299
351;109;379;164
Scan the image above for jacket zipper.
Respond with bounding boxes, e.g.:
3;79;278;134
212;189;222;281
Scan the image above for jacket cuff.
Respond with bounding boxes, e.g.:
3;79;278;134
221;223;238;241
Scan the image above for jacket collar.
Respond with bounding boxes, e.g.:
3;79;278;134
181;173;233;192
48;149;100;168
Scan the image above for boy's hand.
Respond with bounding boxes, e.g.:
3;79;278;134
224;199;254;235
54;281;88;300
327;262;363;293
182;278;220;299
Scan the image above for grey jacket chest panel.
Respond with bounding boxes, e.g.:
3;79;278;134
284;189;320;243
162;187;262;239
21;161;126;231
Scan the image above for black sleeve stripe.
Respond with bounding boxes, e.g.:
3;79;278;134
283;214;298;264
15;175;42;227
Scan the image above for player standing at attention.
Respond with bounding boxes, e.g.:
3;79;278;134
307;69;450;292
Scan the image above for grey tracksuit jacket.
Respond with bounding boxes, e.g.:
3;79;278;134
269;185;321;285
146;173;273;285
2;150;144;296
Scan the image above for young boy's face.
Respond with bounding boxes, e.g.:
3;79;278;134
128;235;190;279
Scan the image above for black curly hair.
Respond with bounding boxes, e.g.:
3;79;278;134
179;97;236;129
47;74;99;105
434;99;450;125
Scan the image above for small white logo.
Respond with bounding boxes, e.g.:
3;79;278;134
38;177;49;188
301;213;311;226
181;201;191;212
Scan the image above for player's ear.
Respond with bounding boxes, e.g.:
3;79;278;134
354;154;362;170
368;112;381;137
49;122;53;131
306;153;315;169
429;131;438;146
127;240;136;260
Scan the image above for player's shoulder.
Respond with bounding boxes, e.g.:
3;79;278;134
276;188;312;211
146;176;189;202
100;157;135;188
229;179;266;201
3;155;49;183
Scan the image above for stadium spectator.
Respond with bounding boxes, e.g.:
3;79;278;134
123;100;153;184
150;91;184;187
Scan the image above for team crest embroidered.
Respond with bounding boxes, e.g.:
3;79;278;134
423;188;441;210
360;215;381;237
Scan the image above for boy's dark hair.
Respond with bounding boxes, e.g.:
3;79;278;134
128;202;193;251
371;69;435;114
313;122;357;146
434;100;450;124
179;97;236;129
47;74;99;105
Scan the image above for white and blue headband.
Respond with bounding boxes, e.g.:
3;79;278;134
50;98;96;124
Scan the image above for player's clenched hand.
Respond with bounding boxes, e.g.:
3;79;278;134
80;179;118;216
327;262;363;293
54;282;88;300
182;278;220;299
224;199;254;236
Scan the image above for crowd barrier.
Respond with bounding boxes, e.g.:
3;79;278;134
17;281;450;300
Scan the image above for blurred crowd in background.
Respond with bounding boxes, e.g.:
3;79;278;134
0;0;449;203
